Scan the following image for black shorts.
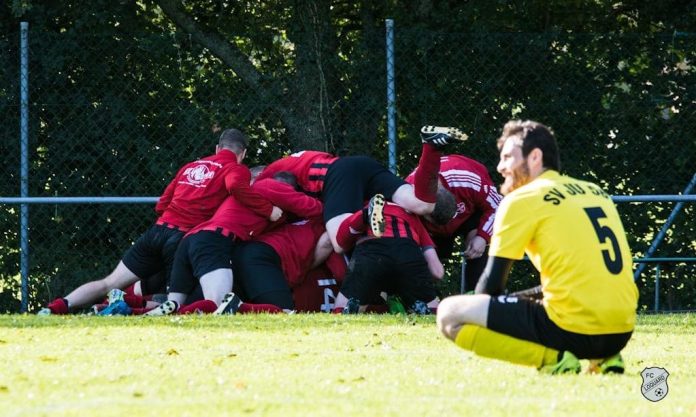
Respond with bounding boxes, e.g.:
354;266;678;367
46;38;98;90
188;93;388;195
432;212;485;292
322;156;406;222
231;241;294;309
340;238;437;307
140;271;167;295
121;224;185;283
487;295;633;359
433;212;482;259
168;231;235;295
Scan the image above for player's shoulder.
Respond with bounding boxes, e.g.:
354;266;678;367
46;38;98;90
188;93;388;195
501;175;554;207
288;150;331;159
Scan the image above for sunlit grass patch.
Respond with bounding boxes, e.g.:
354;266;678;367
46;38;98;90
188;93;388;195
0;313;694;417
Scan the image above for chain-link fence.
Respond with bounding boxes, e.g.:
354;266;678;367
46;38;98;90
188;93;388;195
1;24;694;312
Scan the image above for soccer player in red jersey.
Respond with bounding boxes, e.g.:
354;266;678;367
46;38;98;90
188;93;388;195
406;154;502;291
332;192;456;314
255;126;467;254
145;172;322;315
38;129;280;315
231;216;343;311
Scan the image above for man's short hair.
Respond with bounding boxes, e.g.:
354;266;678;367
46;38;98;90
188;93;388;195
249;165;266;183
273;171;299;190
218;128;249;154
497;120;561;171
430;187;457;225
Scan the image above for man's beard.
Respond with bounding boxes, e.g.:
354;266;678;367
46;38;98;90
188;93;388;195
501;163;531;195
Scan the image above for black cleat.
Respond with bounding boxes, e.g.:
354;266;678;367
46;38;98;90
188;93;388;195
420;125;468;147
214;292;243;315
342;298;361;314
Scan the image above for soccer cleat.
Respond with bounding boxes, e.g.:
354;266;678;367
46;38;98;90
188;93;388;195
588;353;625;374
342;298;361;314
106;288;125;305
539;351;581;375
97;300;132;316
144;300;179;316
37;307;52;316
420;125;468;147
367;194;386;238
214;292;243;315
91;303;108;314
409;300;432;315
386;295;406;314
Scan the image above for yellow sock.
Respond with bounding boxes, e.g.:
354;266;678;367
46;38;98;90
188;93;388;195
454;325;559;368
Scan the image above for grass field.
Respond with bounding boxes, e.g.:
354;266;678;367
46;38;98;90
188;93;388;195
0;313;694;417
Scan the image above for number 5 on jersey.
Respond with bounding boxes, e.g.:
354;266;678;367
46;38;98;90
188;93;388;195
583;207;623;274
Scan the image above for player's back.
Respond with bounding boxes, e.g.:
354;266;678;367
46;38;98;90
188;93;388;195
503;171;638;334
258;151;338;195
157;150;242;229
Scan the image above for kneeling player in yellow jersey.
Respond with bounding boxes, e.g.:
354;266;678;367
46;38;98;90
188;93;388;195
436;120;638;374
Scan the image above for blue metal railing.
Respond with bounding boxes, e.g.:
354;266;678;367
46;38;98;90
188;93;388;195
634;258;696;312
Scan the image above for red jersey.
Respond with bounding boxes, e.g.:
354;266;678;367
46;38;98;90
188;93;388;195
256;217;326;286
189;178;322;241
155;149;273;230
406;154;501;242
257;151;338;196
365;203;434;248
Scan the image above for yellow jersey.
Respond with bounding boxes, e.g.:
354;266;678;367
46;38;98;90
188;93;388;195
489;170;638;334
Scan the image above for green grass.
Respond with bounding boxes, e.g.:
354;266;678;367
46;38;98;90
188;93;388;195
0;313;694;417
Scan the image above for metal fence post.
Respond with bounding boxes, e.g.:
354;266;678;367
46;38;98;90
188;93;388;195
385;19;397;174
19;21;30;313
654;264;661;312
459;256;467;294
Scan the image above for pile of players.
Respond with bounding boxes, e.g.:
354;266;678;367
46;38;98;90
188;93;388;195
39;125;499;317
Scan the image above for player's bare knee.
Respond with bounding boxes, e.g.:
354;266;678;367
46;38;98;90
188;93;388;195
436;298;461;341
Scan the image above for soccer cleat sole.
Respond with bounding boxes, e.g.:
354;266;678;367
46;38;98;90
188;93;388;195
368;194;386;238
144;300;178;316
214;292;243;315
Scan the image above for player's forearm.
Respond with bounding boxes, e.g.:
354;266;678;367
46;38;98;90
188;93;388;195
423;247;444;279
311;232;334;269
474;256;514;296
